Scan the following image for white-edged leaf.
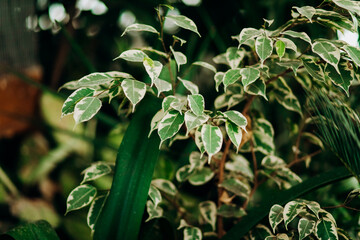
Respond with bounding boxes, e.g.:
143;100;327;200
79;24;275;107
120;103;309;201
294;6;316;22
277;37;297;52
225;153;254;179
201;124;223;163
61;88;95;117
81;162;112;184
302;58;325;81
199;201;217;231
121;23;159;36
59;80;81;91
165;14;201;37
162;95;184;112
213;53;229;66
87;193;108;231
121;79;146;112
283;200;306;229
189;151;207;171
277;59;302;76
145;200;163;222
177;219;191;230
148;185;162;207
223;68;241;90
217;204;246;218
332;0;360;13
223;110;247;131
188;94;205;116
225;120;243;151
298;218;316;240
195;125;206;156
192;61;217;73
324;62;353;96
184;111;209;135
73;97;102;124
219;178;250;199
66;184;97;214
105;71;134;79
188;167;215;185
255;35;273;67
143;58;163;86
176;165;193;182
240;67;260;88
148;109;165;137
312;41;340;73
282;30;312;45
251;224;274;240
178;77;199;94
114;50;148;62
343;45;360;67
235;28;262;48
214;72;224;92
226;47;244;69
244;78;267;100
154;78;172;97
264;18;274;27
151;179;177;197
269;204;284;234
173;35;187;46
183;227;202;240
316;218;339;240
77;72;113;87
261;155;286;169
170;46;187;71
158;110;184;144
275;40;286;60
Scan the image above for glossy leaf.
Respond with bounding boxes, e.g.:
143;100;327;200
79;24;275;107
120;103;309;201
184;111;209;135
188;94;205;116
294;6;316;22
201;124;223;163
223;110;247;131
283;200;305;229
282;30;312;45
223;68;241;90
302;58;325;81
199;201;217;231
316;218;338;240
121;79;146;112
170;46;187;71
244;78;267;100
115;50;148;62
262;155;286;169
165;14;201;37
312;41;340;73
176;165;193;182
66;184;97;214
343;45;360;67
158;110;185;143
162;95;184;112
226;120;243;151
324;63;353;96
189;151;207;171
87;193;108;231
298;218;316;240
240;67;260;88
178;77;199;94
226;47;244;69
236;28;262;48
275;40;286;60
73;97;102;124
121;23;159;36
143;58;163;86
61;88;95;117
154;78;172;97
81;162;112;184
269;204;284;233
77;72;113;87
255;35;273;67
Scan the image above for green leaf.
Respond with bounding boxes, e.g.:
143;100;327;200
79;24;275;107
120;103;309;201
143;58;163;86
275;40;286;60
240;67;261;88
165;14;201;37
343;45;360;67
219;178;250;198
217;204;246;218
312;41;340;73
184;111;209;135
115;50;148;62
255;35;273;67
148;185;162;207
282;30;312;45
294;6;316;22
226;47;244;69
154;78;172;97
226;120;243;151
302;58;325;81
192;61;217;73
269;204;284;234
316;218;338;240
183;227;202;240
108;80;121;103
4;220;60;240
199;201;217;231
177;78;199;95
176;165;194;182
148;109;165;137
261;155;286;169
223;110;247;131
170;46;187;71
315;9;355;32
87;193;108;231
145;200;163;222
225;153;254;179
277;38;297;52
105;71;134;79
324;63;353;96
158;110;185;144
250;225;273;240
332;0;360;13
81;162;112;184
61;88;95;117
66;184;97;214
244;78;267;100
300;200;321;218
77;72;113;87
195;125;206;156
121;79;147;112
298;218;316;240
223;68;241;90
283;200;305;229
189;151;207;171
277;59;302;76
213;53;229;66
188;94;205;116
151;179;177;197
121;23;159;36
73;97;102;124
214;72;224;92
201;124;223;162
235;28;262;48
162;95;184;112
188;167;215;185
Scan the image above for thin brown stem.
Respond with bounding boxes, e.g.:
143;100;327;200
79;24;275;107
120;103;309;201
162;193;190;222
287;149;322;168
323;204;360;212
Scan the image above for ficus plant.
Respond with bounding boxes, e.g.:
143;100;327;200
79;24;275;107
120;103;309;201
59;0;360;239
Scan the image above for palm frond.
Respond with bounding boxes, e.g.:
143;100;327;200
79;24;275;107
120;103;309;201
307;90;360;182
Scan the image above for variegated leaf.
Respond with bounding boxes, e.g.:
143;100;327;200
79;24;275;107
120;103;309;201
201;124;223;163
269;204;284;233
151;179;177;197
214;72;224;92
143;58;163;86
108;80;121;103
173;35;187;46
61;88;95;117
244;78;267;100
255;35;273;67
189;151;207;171
66;184;97;214
225;153;254;179
324;62;353;96
223;110;247;131
219;178;250;198
294;6;316;22
87;193;108;231
154;78;172;97
275;40;286;60
77;72;113;87
145;200;163;222
121;79;146;112
184;111;209;135
282;30;312;45
283;200;306;229
188;94;205;116
316;218;338;240
277;59;302;76
199;201;217;231
235;28;262;48
176;165;193;182
183;227;202;240
195;125;206;156
277;38;297;52
261;155;286;169
332;0;360;13
223;68;241;90
158;110;185;143
178;77;199;95
162;95;184;112
115;49;148;62
226;47;244;69
250;224;274;240
177;219;191;230
105;71;134;79
81;162;112;184
213;53;229;66
312;41;340;73
343;45;360;67
217;204;246;218
225;120;243;151
121;23;159;36
148;109;165;137
73;97;102;124
165;14;201;37
170;46;187;71
148;185;162;207
302;58;325;81
240;67;261;88
192;61;217;73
